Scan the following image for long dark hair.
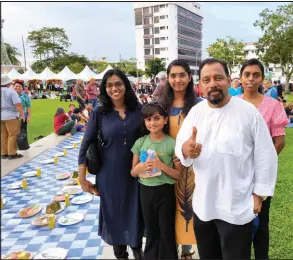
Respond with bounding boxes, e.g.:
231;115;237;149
142;102;169;135
160;59;197;116
99;69;139;112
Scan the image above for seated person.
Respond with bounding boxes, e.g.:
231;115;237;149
67;103;76;116
83;102;93;121
54;107;77;137
70;108;86;132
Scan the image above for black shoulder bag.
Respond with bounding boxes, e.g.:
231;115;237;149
86;108;104;175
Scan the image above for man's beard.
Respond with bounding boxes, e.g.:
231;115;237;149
207;88;226;105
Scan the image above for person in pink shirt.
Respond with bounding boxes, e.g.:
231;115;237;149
238;58;289;260
85;78;99;108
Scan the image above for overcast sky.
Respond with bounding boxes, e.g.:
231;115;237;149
1;1;287;66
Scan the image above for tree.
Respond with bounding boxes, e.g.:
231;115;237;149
254;3;293;93
4;43;21;65
207;36;246;74
145;58;166;78
31;53;91;74
27;27;71;60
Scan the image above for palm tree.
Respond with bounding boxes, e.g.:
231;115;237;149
4;43;22;65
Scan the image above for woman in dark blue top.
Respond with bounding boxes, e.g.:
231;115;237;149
78;69;144;259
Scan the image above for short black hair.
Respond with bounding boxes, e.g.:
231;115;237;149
199;58;229;79
99;69;139;112
240;58;264;79
73;108;82;114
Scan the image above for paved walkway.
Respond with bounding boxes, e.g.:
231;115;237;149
1;133;199;259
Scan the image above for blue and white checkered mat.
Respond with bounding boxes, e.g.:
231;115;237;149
1;132;104;259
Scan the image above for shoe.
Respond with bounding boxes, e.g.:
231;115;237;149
8;154;23;160
132;248;144;260
1;154;8;159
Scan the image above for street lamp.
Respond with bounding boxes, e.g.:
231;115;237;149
195;50;202;80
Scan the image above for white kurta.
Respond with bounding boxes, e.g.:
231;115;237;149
175;97;278;225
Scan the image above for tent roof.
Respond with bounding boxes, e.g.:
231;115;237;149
19;67;40;80
7;68;23;80
95;64;114;80
38;67;57;80
56;66;78;81
77;65;98;81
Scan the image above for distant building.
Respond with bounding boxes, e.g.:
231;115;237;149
231;42;291;83
134;2;204;78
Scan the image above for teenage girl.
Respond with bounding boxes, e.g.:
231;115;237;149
131;102;182;260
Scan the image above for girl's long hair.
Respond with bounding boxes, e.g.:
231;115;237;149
159;59;197;115
55;107;65;117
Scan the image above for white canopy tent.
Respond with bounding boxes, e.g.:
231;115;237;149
77;65;98;81
7;68;23;80
56;66;78;81
38;67;57;80
19;67;40;81
95;64;114;80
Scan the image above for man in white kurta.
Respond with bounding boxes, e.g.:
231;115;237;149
175;58;278;259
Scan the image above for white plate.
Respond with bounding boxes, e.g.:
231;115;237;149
54;152;64;157
23;171;37;177
70;140;80;144
63;145;74;149
42;203;65;215
59;186;83;195
58;213;84;226
33;247;68;259
71;194;93;205
7;182;22;189
42;159;54;164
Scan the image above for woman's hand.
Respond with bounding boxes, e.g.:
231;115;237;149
80;179;94;195
173;156;183;172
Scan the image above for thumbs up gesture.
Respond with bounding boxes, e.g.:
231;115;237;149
182;126;202;159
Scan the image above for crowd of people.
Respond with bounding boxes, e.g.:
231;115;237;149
1;57;292;260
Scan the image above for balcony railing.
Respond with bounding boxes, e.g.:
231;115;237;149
144;45;154;48
143;12;153;17
144;55;154;59
143;24;153;28
143;34;154;38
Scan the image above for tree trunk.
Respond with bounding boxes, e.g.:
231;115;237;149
285;76;290;94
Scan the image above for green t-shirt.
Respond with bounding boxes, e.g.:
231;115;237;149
131;134;176;186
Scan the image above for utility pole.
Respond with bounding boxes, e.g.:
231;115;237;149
22;35;27;69
119;53;122;68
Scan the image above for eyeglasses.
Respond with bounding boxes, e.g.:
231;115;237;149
106;81;124;89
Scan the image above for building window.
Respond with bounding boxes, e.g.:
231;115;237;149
178;27;202;40
155;38;160;44
154;6;159;12
178;38;201;49
178;17;201;31
177;6;202;23
160;4;165;8
144;28;150;35
144;39;151;45
154;27;160;34
145;49;151;55
143;7;150;14
144;18;150;25
178;48;202;58
161;58;166;61
155;48;160;54
244;50;249;55
160;15;165;19
160;26;166;30
160;48;166;51
160;37;166;40
154;16;159;23
135;8;143;26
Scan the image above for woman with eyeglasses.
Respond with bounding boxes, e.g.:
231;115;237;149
159;59;202;259
78;69;144;260
238;59;289;260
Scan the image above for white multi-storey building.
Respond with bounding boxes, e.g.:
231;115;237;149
232;42;291;83
134;2;203;77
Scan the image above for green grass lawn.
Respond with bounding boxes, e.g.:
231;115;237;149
27;99;292;258
27;99;78;144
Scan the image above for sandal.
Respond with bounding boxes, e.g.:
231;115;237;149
181;251;195;260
